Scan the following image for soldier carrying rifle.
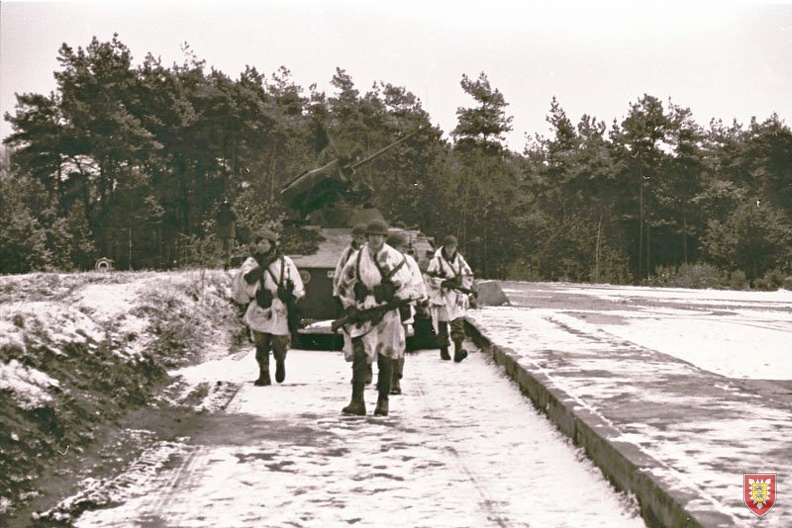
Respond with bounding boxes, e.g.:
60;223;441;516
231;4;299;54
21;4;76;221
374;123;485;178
335;219;414;416
232;227;305;386
426;235;476;363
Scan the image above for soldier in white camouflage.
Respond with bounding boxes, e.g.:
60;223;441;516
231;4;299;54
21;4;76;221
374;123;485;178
336;219;413;416
332;223;372;384
425;235;474;362
386;232;427;394
232;227;305;386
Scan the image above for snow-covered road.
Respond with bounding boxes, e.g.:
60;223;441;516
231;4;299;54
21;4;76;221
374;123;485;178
68;347;645;527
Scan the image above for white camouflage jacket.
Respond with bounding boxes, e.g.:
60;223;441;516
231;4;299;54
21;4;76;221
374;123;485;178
425;247;474;322
233;254;305;336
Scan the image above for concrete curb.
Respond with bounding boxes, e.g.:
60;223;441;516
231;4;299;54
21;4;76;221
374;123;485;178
464;317;711;528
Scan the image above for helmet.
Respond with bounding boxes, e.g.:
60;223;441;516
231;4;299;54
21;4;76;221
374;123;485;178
386;232;407;248
442;234;458;246
352;222;368;236
366;219;389;236
255;227;279;244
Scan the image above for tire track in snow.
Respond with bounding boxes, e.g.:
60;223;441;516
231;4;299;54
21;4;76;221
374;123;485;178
140;445;206;521
408;346;516;528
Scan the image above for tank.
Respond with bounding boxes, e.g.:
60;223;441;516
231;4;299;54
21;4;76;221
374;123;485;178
280;129;438;350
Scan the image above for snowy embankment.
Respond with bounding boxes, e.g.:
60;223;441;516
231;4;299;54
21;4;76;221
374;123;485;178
471;281;792;527
0;269;239;523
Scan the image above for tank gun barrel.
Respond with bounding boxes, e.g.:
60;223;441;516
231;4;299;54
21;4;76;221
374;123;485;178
280;126;423;220
348;126;422;170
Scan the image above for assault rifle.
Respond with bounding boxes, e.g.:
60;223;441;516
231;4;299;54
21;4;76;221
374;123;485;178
279;279;300;337
431;273;477;297
444;283;477;297
331;297;415;332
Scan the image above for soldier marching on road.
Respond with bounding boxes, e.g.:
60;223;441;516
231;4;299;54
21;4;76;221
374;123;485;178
336;219;413;416
232;227;305;386
386;232;427;395
332;223;368;304
426;235;475;363
332;222;373;384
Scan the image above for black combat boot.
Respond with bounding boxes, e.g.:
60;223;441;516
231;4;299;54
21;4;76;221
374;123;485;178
453;340;468;363
374;396;389;416
274;351;286;383
254;365;271;386
254;347;271;385
342;383;366;416
439;322;451;360
374;354;392;416
390;358;403;395
253;345;272;387
345;340;369;415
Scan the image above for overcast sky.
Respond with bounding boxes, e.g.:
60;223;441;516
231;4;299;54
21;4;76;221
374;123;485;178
1;1;791;151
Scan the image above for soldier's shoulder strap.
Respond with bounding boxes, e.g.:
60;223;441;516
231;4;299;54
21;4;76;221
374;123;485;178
266;255;287;286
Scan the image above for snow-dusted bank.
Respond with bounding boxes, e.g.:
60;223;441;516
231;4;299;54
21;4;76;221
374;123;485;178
468;282;792;527
0;270;241;524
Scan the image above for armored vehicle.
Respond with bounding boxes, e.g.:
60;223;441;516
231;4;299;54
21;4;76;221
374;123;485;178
280;130;438;350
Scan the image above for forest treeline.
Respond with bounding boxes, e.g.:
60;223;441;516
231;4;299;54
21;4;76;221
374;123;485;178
2;36;792;289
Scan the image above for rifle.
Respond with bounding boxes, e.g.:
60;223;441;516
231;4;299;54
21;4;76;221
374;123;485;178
445;283;477;297
431;273;477;297
331;297;415;333
278;279;300;336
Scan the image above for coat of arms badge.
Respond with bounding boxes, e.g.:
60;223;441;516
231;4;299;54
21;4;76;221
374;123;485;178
744;474;776;517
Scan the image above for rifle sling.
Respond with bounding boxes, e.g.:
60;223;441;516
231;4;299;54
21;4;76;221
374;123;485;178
357;247;406;291
438;251;461;281
260;255;287;296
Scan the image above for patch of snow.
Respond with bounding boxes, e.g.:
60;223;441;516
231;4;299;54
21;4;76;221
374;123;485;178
1;301;105;345
0;359;60;410
470;283;792;526
36;431;193;524
72;283;141;320
0;317;25;350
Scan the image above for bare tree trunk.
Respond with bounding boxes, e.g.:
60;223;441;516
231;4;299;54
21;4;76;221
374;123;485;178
638;178;644;281
646;220;651;281
595;213;602;283
683;213;688;265
269;146;277;202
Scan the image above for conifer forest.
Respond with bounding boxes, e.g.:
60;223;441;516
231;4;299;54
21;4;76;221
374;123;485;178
3;36;792;289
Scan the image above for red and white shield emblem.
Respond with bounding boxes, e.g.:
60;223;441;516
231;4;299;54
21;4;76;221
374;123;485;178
744;474;776;517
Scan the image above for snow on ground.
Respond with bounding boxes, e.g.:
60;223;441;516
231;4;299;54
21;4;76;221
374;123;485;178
0;270;236;411
6;275;791;525
499;283;792;380
67;348;645;528
0;359;60;410
0;269;241;523
472;282;792;526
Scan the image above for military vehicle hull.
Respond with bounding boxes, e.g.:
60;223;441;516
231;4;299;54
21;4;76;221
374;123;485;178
290;223;438;351
276;129;442;351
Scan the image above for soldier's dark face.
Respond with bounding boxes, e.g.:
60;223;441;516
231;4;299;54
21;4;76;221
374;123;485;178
353;233;366;247
254;238;273;254
368;233;385;252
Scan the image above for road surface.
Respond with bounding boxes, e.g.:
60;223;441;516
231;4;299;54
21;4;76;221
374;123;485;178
60;345;645;528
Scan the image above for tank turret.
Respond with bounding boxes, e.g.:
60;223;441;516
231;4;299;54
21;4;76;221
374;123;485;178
279;128;437;350
280;128;421;227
